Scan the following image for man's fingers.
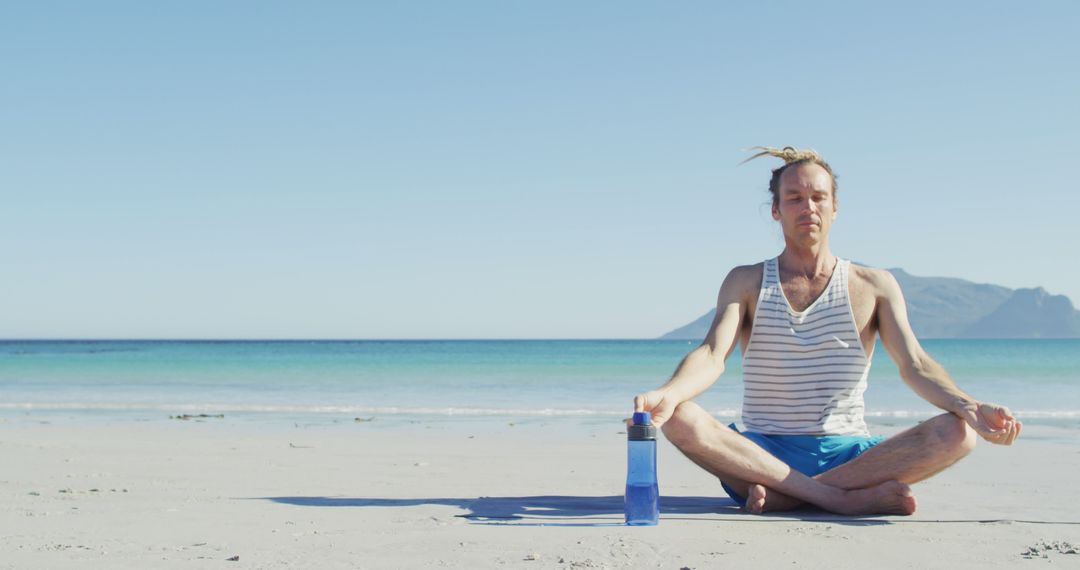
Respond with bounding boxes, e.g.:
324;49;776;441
971;417;1005;440
980;403;1016;430
960;409;1001;437
992;406;1014;428
981;418;1022;445
976;405;1007;431
650;403;677;429
1005;421;1022;445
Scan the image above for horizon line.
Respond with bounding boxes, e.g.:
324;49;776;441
0;337;1072;342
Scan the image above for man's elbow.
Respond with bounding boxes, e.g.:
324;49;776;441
899;352;936;380
692;343;726;377
703;345;726;377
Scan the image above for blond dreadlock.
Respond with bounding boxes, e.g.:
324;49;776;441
741;146;838;208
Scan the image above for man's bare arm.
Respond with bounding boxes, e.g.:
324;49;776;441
874;269;1021;445
633;266;751;427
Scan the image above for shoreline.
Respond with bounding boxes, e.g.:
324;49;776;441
4;407;1079;435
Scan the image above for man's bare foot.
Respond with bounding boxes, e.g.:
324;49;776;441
836;480;917;516
744;484;804;514
744;484;767;514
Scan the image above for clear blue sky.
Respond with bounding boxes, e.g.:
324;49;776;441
2;1;1077;339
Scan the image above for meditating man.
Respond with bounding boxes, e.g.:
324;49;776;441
633;146;1022;515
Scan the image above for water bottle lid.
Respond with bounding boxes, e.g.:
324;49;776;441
628;411;656;440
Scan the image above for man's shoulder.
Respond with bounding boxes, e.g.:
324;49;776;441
717;262;765;303
730;262;765;278
848;262;902;297
717;262;768;302
726;262;765;288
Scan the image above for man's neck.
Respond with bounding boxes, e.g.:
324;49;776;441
778;244;836;280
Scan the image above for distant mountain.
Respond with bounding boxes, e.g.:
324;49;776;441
662;310;719;341
890;268;1011;337
660;267;1080;340
959;287;1080;338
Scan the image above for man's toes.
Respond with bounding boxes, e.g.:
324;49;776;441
900;492;917;515
885;481;917;515
746;484;767;514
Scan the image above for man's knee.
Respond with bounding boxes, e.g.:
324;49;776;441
661;402;707;450
934;413;978;457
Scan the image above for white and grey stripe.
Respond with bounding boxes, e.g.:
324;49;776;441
741;257;872;436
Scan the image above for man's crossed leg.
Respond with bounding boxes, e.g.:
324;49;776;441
662;401;978;515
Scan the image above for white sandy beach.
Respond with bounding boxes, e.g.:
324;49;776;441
1;415;1078;569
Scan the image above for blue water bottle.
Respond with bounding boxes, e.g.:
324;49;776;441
625;411;659;525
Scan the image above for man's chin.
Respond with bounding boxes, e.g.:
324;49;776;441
786;233;823;246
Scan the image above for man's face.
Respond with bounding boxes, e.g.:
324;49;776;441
771;163;837;246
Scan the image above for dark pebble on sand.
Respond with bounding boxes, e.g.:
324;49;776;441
170;414;224;420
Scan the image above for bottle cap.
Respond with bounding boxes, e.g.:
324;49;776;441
628;411;656;441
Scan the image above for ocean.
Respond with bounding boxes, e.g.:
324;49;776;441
1;339;1077;427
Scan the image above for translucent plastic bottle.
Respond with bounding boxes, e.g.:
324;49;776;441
625;411;659;525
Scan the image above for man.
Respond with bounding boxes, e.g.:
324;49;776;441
634;146;1021;516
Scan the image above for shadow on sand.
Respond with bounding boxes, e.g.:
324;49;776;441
260;494;737;522
256;494;1080;527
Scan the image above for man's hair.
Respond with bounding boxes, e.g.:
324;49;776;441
741;146;838;208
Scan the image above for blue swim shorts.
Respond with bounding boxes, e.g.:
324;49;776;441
720;423;885;506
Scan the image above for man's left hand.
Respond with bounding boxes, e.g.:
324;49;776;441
957;401;1022;445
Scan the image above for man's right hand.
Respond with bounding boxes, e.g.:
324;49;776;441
633;389;683;428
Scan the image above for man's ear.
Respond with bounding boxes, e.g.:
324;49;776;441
771;203;780;221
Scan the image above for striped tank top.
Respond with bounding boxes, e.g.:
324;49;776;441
741;257;872;436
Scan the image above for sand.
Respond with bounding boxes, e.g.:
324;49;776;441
1;414;1078;569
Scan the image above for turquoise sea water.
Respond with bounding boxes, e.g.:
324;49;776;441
1;340;1077;425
